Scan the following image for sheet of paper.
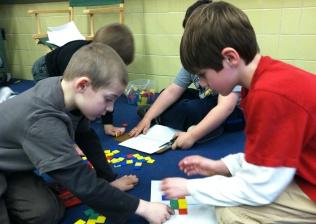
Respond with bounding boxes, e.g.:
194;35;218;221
151;180;217;224
46;21;85;47
119;125;177;154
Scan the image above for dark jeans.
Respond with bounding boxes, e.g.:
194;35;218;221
159;88;245;132
0;171;64;224
32;56;50;82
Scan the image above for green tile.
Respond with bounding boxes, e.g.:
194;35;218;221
257;34;279;58
299;8;316;34
228;0;263;10
297;36;316;60
295;61;316;74
125;13;145;35
281;0;302;8
134;34;145;54
277;35;299;59
128;73;148;81
303;0;316;7
74;15;89;35
144;55;180;76
142;13;183;35
125;0;144;13
144;0;169;13
144;34;181;56
170;199;179;209
16;17;35;35
1;0;316;82
245;9;282;34
280;8;301;34
128;54;146;74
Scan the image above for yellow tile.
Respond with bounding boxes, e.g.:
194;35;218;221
86;219;96;224
96;215;106;223
178;198;187;209
74;219;86;224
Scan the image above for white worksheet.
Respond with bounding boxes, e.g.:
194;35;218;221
150;180;217;224
119;125;177;154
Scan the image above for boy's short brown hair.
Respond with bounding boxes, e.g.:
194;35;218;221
63;42;127;89
182;0;212;28
94;23;134;65
180;1;259;74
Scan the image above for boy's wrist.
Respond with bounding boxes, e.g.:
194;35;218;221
142;115;154;123
135;199;147;216
213;160;231;176
187;129;200;142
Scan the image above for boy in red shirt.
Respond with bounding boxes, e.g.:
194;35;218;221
161;1;316;223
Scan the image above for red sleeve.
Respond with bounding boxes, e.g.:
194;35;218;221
243;90;308;168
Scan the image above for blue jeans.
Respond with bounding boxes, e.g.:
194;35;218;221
32;56;49;82
159;88;244;132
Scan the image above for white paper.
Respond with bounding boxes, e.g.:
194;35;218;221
46;21;85;47
119;125;177;154
151;180;217;224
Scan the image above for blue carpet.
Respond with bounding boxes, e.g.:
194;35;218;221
9;80;245;224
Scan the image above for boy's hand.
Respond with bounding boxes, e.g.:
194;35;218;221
104;124;125;137
110;175;139;192
160;177;189;199
171;131;196;150
136;199;174;224
129;118;151;137
179;155;228;176
73;144;84;156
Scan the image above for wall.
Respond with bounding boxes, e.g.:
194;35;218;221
0;0;316;91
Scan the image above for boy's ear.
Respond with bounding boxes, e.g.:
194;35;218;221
221;47;239;66
74;76;91;93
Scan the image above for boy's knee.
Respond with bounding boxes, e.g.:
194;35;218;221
10;195;65;224
174;99;197;115
215;206;263;224
215;207;243;224
33;200;65;224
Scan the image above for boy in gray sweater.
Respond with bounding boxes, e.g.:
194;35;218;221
0;43;173;224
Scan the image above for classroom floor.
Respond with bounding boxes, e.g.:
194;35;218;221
8;80;245;224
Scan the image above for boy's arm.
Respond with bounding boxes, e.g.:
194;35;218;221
130;83;185;136
101;112;126;136
48;162;139;223
173;92;239;149
189;92;239;140
75;119;117;181
186;161;296;206
144;83;185;121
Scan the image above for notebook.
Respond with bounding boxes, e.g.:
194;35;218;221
119;125;177;154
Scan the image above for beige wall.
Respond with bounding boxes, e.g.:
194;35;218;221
0;0;316;91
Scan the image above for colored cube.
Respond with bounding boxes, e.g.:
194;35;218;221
96;215;107;223
178;198;187;209
170;199;179;209
178;208;188;215
74;219;86;224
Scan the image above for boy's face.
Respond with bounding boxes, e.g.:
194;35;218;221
199;63;238;96
76;80;124;121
